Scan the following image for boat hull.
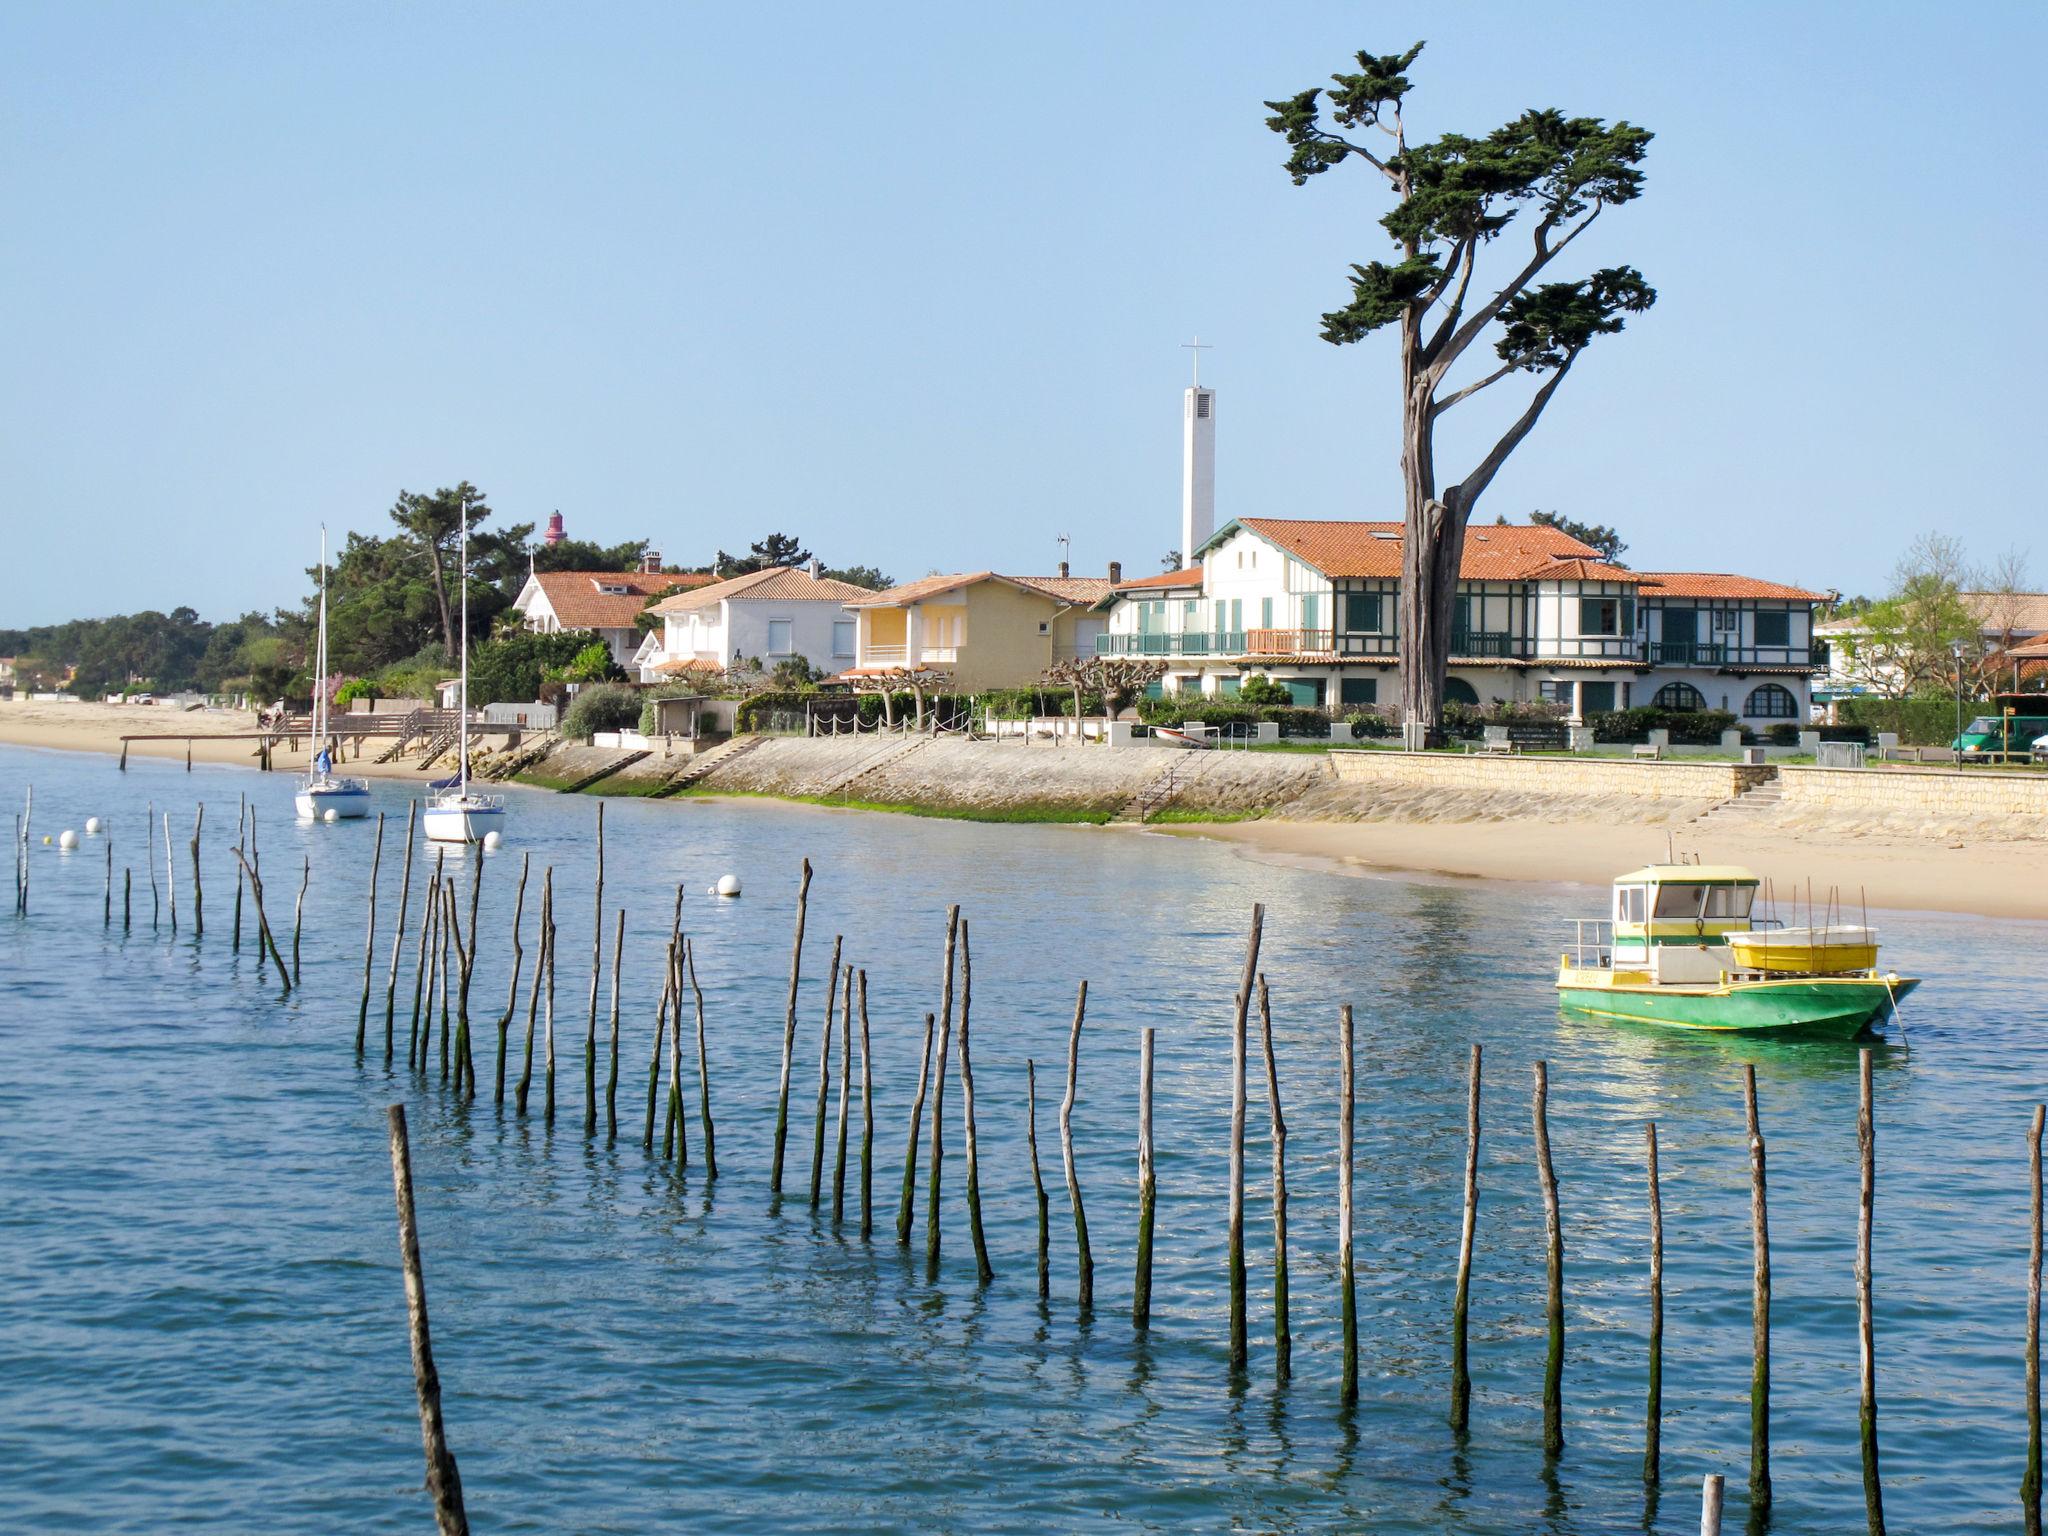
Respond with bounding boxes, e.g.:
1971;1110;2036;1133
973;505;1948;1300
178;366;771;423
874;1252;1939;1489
1557;974;1918;1038
422;802;504;845
295;785;371;820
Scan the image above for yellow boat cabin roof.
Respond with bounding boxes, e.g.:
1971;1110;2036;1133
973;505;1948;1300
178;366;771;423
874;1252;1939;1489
1614;864;1760;887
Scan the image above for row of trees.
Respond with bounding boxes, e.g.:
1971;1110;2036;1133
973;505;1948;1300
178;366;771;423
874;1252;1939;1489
1829;533;2036;698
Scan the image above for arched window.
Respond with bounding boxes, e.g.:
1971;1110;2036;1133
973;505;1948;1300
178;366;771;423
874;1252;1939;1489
1652;682;1706;711
1444;677;1480;705
1745;683;1798;719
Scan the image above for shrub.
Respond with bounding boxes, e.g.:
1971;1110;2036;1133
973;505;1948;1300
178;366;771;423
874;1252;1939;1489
1835;695;1962;747
561;682;643;741
566;641;625;684
1235;673;1293;707
334;678;380;707
1587;707;1739;745
468;629;611;706
982;687;1106;718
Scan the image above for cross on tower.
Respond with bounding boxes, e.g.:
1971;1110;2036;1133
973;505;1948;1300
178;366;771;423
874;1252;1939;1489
1181;335;1213;387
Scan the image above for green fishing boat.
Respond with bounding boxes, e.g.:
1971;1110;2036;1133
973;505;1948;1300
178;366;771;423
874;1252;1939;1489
1556;863;1917;1038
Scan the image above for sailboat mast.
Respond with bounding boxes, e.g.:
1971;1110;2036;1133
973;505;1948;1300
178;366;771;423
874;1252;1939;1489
316;525;328;751
457;499;469;797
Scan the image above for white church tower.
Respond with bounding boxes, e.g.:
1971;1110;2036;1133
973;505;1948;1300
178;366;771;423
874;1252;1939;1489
1180;340;1215;566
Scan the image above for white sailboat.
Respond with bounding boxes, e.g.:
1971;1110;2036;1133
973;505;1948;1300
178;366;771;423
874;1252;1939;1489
295;525;371;821
422;504;505;845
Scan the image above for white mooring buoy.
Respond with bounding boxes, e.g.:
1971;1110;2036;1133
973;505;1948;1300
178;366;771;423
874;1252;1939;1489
482;830;503;851
58;830;79;851
84;816;103;835
711;873;741;898
323;808;339;823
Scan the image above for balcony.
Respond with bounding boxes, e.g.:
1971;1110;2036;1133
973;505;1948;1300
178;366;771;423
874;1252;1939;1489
864;644;907;664
1244;628;1334;656
1449;630;1516;658
1096;632;1244;657
1647;640;1725;666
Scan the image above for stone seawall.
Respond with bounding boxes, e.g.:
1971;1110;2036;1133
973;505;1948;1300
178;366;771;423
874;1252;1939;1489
1776;764;2048;840
1327;749;1772;800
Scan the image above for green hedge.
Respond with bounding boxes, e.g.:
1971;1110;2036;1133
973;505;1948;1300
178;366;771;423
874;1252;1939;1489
735;690;975;732
1586;707;1739;745
1835;695;1965;746
980;687;1108;718
561;682;642;741
1134;700;1333;735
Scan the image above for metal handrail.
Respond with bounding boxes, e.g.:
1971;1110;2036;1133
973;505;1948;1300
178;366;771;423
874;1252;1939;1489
1567;918;1613;969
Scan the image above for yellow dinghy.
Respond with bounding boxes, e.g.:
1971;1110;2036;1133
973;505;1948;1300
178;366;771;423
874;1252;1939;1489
1725;926;1878;975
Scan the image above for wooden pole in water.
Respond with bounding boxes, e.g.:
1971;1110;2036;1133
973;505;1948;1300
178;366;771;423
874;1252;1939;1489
829;964;851;1219
384;804;416;1060
1133;1027;1155;1328
232;795;244;951
517;875;547;1114
385;1105;471;1536
147;799;158;929
646;940;672;1152
958;922;992;1283
691;938;716;1179
926;907;960;1264
770;858;812;1194
1535;1059;1563;1457
189;803;203;936
163;811;176;933
1259;978;1290;1379
2028;1103;2044;1536
123;866;131;930
1451;1041;1481;1431
664;934;687;1168
496;853;529;1102
231;847;291;990
1700;1473;1724;1536
1646;1119;1664;1485
1061;980;1093;1311
1857;1046;1884;1535
1743;1063;1770;1513
607;908;624;1141
291;854;309;984
453;857;481;1099
357;812;385;1051
542;872;557;1124
897;1012;936;1245
1228;903;1264;1374
1339;1004;1357;1407
585;804;604;1137
807;936;843;1206
103;836;112;925
437;882;454;1080
854;968;870;1233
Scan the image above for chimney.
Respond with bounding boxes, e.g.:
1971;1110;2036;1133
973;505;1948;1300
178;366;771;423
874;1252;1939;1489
641;548;662;574
1108;560;1122;584
1058;560;1070;579
808;557;822;580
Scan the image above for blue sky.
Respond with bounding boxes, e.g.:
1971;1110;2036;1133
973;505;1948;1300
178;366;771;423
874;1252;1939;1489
2;1;2040;625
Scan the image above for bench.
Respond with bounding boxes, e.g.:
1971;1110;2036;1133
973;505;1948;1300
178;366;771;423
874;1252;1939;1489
1631;743;1663;761
1477;738;1518;756
1507;725;1571;752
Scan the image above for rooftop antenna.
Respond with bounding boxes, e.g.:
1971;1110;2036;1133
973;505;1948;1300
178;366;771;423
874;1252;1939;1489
1181;335;1212;387
1056;533;1071;567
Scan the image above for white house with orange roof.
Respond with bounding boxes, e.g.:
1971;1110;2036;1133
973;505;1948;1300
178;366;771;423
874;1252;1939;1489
1095;518;1826;724
633;562;870;680
510;552;715;670
844;565;1116;692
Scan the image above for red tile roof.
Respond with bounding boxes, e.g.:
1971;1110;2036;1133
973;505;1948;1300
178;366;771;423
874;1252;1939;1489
1235;519;1603;580
1113;567;1204;592
1631;572;1828;601
526;570;713;630
649;565;874;614
849;572;1112;607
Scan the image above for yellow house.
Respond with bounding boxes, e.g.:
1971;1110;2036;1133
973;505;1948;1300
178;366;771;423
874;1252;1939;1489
845;570;1114;692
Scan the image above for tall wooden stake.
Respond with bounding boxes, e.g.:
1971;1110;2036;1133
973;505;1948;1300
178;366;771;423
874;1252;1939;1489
103;836;112;925
1646;1119;1664;1485
1535;1059;1563;1456
770;858;812;1194
664;932;686;1168
232;847;291;991
1133;1028;1155;1328
232;794;244;950
833;964;854;1221
188;803;203;936
386;1105;470;1536
1744;1063;1771;1513
1061;980;1093;1311
585;804;604;1137
1029;1060;1050;1301
291;854;309;984
1339;1004;1358;1407
517;875;547;1114
1452;1042;1481;1430
147;798;159;929
1259;978;1290;1379
163;811;176;933
1228;903;1263;1373
384;804;417;1060
1858;1047;1885;1535
542;872;557;1124
124;866;131;930
497;854;529;1102
1701;1473;1725;1536
607;908;624;1141
925;906;960;1265
645;939;672;1152
810;936;843;1208
357;812;385;1051
898;1011;936;1245
2028;1103;2045;1536
855;969;871;1234
957;921;992;1283
410;857;441;1064
689;937;716;1176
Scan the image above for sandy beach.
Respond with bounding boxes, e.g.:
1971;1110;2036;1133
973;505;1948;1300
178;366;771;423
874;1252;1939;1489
0;698;443;783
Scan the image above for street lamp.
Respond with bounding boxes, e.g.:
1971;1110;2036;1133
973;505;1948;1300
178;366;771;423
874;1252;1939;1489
1952;638;1967;756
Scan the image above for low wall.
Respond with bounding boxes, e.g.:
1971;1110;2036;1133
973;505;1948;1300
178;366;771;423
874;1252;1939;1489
1328;749;1773;801
1778;764;2048;831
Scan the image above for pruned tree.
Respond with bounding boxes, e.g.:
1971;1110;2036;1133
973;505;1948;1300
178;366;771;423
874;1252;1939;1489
1044;656;1169;729
848;667;949;729
1266;43;1655;738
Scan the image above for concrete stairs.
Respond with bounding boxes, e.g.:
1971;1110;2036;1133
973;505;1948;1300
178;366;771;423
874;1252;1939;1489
1691;773;1787;827
558;749;650;794
649;736;763;797
1119;759;1192;824
818;738;930;800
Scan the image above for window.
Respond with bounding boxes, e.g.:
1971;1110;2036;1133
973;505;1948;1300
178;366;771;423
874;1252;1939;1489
1182;599;1198;627
1580;597;1621;636
831;620;854;657
766;619;793;656
1342;593;1382;632
1711;609;1739;634
1339;677;1378;706
1260;597;1274;629
1539;680;1572;706
1654;883;1756;920
1652;682;1706;711
1614;886;1647;925
1754;610;1792;647
1745;683;1798;719
1302;594;1320;631
1219;676;1241;697
1229;599;1242;634
1582;681;1617;713
1282;678;1325;707
1444;678;1480;705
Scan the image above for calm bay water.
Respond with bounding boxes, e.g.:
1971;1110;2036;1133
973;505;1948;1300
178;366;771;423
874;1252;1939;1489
2;741;2044;1533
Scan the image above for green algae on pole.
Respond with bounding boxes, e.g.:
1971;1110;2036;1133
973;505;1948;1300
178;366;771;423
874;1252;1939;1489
834;964;854;1222
1132;1029;1155;1328
1451;1042;1480;1431
2027;1103;2044;1536
385;804;417;1063
1858;1047;1885;1535
770;859;812;1195
123;866;131;931
854;968;871;1233
356;812;385;1052
410;858;442;1065
811;935;844;1208
385;1105;471;1536
496;854;530;1103
957;922;992;1284
1645;1119;1664;1485
1338;1004;1358;1407
585;804;604;1138
926;906;960;1267
1061;980;1093;1312
645;942;672;1153
1535;1058;1563;1456
1259;978;1290;1379
517;874;548;1115
543;873;558;1125
1744;1063;1771;1514
664;934;688;1168
1228;903;1264;1374
896;1012;936;1246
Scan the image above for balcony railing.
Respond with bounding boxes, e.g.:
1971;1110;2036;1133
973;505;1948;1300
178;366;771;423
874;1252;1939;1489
1647;640;1725;666
1450;630;1515;658
1096;632;1245;657
864;644;907;664
859;643;957;667
1245;628;1334;656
